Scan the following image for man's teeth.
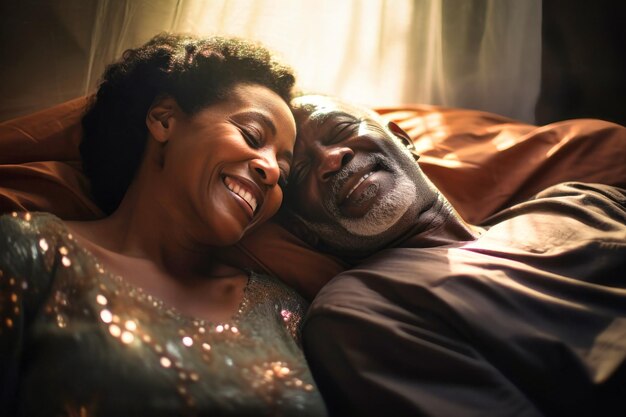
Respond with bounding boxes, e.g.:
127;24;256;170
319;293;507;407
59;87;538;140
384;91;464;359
345;171;374;200
224;177;258;213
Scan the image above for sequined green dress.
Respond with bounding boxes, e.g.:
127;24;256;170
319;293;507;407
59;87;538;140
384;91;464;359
0;212;327;417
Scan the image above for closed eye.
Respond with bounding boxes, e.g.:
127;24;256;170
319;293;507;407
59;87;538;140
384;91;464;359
289;160;310;186
240;127;262;148
278;174;289;189
325;120;359;145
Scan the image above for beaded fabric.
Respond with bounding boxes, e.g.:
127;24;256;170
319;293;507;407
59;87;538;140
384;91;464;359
0;212;327;417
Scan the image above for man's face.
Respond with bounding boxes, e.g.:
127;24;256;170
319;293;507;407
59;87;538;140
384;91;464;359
283;95;435;256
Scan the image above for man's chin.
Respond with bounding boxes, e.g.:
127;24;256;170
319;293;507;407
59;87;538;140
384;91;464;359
337;174;417;238
307;210;416;259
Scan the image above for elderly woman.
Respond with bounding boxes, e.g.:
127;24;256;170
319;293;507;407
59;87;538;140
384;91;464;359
0;33;327;416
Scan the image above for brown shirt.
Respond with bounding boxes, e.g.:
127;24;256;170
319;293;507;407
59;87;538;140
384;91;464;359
304;182;626;417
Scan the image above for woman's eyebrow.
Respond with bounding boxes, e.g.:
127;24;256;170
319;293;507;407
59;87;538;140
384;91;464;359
232;111;277;135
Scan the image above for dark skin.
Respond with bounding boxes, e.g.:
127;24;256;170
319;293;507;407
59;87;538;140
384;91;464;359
67;84;296;322
283;95;479;260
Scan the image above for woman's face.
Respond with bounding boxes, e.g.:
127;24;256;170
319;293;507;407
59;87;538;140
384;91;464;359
154;83;296;246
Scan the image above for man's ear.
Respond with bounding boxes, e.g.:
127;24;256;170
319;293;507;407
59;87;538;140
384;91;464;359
146;97;180;143
387;121;420;161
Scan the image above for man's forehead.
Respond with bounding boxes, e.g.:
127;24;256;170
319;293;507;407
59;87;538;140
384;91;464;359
294;96;381;133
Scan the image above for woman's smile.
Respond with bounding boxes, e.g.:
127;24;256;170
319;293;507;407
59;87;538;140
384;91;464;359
223;175;263;218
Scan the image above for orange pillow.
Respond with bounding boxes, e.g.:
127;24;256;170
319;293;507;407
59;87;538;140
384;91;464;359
1;98;625;299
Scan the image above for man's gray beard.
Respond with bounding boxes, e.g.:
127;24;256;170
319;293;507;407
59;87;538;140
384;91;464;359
297;153;417;252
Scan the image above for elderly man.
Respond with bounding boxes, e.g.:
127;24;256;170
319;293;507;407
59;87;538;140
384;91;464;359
281;95;626;417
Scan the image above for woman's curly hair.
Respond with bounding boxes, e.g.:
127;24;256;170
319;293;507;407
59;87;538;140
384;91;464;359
80;33;296;214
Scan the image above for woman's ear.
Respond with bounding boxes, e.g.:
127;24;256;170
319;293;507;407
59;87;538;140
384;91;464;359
146;97;180;143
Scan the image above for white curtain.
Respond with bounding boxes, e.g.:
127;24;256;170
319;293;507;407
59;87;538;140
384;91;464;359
0;0;541;123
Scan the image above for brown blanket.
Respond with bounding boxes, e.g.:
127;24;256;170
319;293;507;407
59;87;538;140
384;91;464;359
1;98;624;299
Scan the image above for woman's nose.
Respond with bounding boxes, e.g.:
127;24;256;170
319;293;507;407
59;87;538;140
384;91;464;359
250;153;280;186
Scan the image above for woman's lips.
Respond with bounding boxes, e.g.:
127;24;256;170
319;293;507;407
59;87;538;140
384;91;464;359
223;176;260;218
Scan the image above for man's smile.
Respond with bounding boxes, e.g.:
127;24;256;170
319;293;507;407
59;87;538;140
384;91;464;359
330;159;397;218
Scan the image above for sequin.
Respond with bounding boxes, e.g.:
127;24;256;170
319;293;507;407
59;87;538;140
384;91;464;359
100;309;113;323
160;357;172;368
121;331;134;344
109;324;122;337
0;213;325;416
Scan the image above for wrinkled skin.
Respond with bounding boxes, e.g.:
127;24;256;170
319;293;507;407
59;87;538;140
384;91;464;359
282;95;446;258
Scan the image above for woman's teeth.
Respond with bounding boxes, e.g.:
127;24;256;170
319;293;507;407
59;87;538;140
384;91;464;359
346;171;374;200
224;177;258;213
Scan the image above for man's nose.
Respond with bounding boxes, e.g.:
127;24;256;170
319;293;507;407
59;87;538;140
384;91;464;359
317;146;354;182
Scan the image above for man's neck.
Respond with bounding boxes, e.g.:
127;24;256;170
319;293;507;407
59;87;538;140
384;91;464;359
393;194;481;249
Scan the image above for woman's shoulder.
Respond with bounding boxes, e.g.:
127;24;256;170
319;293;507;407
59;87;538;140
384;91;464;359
0;211;67;281
245;272;310;342
0;212;67;326
0;211;65;234
248;272;309;310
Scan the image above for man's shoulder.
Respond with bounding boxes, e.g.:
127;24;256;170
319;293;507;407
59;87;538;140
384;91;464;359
308;246;453;315
532;182;626;201
483;182;626;226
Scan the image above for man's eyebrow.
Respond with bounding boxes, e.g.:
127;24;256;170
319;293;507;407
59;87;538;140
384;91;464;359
311;110;359;126
233;111;277;135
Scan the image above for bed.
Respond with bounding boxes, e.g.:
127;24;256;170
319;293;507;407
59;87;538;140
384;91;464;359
1;97;625;299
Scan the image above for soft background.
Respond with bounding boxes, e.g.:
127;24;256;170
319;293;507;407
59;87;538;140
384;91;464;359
0;0;624;125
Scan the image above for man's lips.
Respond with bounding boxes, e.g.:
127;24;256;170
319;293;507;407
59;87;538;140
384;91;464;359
336;163;381;207
223;175;263;218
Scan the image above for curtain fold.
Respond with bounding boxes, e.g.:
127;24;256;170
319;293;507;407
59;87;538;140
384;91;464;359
0;0;541;123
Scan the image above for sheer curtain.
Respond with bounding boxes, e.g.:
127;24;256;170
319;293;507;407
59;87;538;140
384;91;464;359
0;0;541;123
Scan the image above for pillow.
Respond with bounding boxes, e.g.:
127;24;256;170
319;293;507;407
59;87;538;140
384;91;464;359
0;96;102;219
1;98;625;299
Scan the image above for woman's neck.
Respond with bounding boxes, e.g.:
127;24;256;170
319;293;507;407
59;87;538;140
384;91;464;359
66;181;234;280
